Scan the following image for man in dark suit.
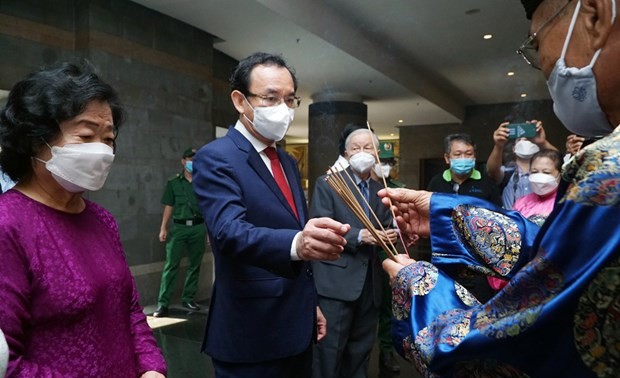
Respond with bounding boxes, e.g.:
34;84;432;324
311;128;397;378
192;52;350;377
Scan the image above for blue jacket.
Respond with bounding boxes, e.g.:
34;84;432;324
193;126;315;363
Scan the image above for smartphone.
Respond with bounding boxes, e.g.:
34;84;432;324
507;123;537;138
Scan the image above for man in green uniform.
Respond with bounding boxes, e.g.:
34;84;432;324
374;142;405;372
374;142;406;190
153;148;206;317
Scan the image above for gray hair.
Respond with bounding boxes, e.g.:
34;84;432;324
344;129;380;150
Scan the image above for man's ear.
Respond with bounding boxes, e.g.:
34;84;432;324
444;153;450;165
231;90;247;114
582;0;615;51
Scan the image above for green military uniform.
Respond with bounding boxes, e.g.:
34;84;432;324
157;171;206;308
377;142;405;371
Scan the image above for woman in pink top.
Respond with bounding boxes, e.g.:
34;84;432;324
489;149;563;291
513;149;564;226
0;63;166;377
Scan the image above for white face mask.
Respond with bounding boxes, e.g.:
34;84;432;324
547;0;616;138
529;173;559;196
514;140;540;159
373;163;392;178
349;152;376;174
244;99;294;142
37;142;115;193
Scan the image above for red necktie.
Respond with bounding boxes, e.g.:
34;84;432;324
264;147;299;220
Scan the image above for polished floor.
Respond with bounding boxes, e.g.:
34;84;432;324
144;301;423;378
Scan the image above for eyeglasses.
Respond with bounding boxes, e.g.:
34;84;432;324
516;0;573;69
247;92;302;109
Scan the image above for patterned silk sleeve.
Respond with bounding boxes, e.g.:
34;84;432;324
428;193;540;281
391;130;620;377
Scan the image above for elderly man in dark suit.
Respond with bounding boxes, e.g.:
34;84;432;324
311;128;397;378
192;52;350;378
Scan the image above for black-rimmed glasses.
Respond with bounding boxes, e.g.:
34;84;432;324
247;92;302;109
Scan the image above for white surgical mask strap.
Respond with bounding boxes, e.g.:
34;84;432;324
33;138;53;164
561;0;616;66
242;95;256;126
560;0;582;60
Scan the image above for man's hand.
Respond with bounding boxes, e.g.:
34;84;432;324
493;122;510;147
378;188;432;244
566;134;585;155
360;228;399;245
159;228;168;243
381;229;399;244
296;218;350;261
382;253;416;284
316;306;327;342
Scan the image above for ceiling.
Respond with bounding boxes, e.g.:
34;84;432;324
130;0;548;142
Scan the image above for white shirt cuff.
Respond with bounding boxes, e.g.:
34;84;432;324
291;231;302;261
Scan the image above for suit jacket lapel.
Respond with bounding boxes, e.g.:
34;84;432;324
343;168;388;228
344;168;367;227
244;148;300;224
227;128;295;221
369;179;386;227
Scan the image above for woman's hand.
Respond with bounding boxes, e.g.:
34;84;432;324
140;371;165;378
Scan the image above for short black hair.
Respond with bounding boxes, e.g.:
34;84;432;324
444;133;476;154
520;0;544;19
530;149;563;171
338;123;366;156
229;52;298;96
0;62;125;182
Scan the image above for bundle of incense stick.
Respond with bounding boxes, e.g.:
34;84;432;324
325;166;399;260
365;121;410;256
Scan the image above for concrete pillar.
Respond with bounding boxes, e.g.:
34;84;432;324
307;92;367;202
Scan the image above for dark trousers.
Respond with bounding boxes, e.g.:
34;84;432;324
377;260;394;353
212;343;312;378
313;270;378;378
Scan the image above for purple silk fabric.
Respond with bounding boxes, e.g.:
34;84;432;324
0;190;166;377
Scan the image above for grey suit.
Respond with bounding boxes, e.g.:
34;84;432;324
310;168;392;378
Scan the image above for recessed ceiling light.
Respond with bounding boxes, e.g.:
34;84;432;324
520;93;528;98
390;133;395;137
398;120;403;123
507;71;515;76
483;34;493;40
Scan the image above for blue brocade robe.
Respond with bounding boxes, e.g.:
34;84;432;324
392;128;620;377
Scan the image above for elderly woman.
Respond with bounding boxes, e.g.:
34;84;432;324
0;63;166;377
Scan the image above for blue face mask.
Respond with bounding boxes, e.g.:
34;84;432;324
185;161;193;173
450;158;475;175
